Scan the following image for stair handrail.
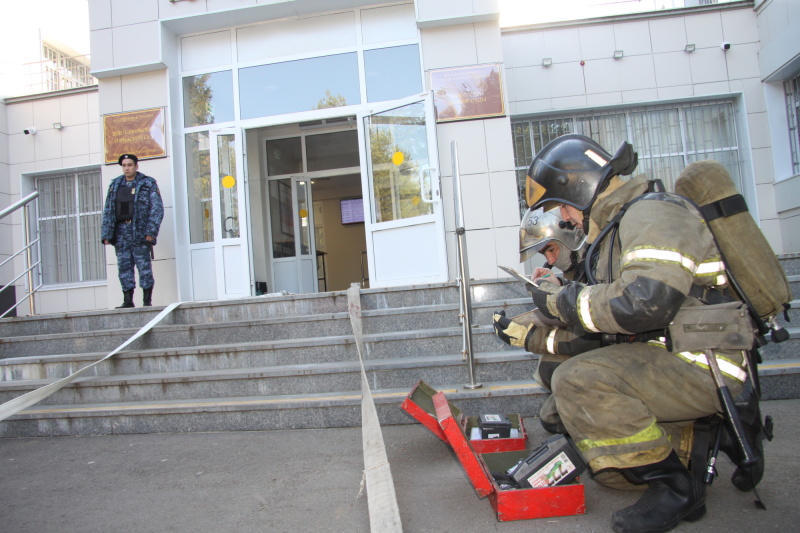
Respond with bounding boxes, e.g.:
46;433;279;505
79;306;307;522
451;141;481;389
0;191;41;318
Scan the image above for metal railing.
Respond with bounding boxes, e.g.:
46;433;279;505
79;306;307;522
1;192;41;318
451;141;481;389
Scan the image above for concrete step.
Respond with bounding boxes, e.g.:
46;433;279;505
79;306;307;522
0;279;531;340
0;351;534;405
0;288;532;359
0;378;547;438
3;358;797;438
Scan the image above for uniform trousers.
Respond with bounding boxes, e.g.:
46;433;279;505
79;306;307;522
114;221;154;291
551;343;744;474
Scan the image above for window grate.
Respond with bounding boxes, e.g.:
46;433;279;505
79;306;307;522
35;169;106;285
786;74;800;176
511;100;741;217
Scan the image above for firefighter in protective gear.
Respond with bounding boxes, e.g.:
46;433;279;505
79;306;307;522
523;134;748;533
508;206;591;433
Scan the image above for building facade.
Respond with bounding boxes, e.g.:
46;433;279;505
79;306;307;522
1;0;798;316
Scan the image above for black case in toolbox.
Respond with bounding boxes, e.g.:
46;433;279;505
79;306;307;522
479;413;512;439
507;434;588;488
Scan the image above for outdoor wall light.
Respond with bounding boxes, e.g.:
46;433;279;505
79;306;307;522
685;44;696;53
613;50;624;60
53;122;63;130
542;57;552;67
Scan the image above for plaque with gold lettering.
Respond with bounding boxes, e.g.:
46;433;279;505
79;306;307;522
103;108;167;164
430;64;505;123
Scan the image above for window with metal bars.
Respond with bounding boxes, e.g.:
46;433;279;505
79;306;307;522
511;100;742;217
35;169;106;285
786;74;800;176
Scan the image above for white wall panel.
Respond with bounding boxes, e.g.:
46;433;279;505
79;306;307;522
489;170;521;228
6;102;33;135
502;32;545;69
653;51;693;87
461;173;493;230
31;98;61;132
649;17;686;54
619;55;656;91
722;8;759;44
34;130;62;162
511;66;550;102
89;0;112;31
688;48;728;85
579;24;615;61
61;93;90;127
61;124;90;158
181;31;232;71
613;20;652;56
548;63;587;99
726;43;761;80
361;4;416;44
685;13;723;49
120;70;168;111
111;0;158;27
113;22;161;68
542;28;581;63
494;225;522;273
584;58;621;94
420;25;478;70
8;135;35;165
485;118;515;173
463;228;495;279
236;12;356;64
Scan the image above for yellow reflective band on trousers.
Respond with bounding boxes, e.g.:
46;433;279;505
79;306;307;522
576;419;664;453
646;341;746;382
676;351;747;382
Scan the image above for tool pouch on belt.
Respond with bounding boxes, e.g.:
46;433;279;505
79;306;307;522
668;302;754;353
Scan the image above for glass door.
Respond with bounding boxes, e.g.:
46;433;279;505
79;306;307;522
269;176;317;293
211;129;251;298
359;93;448;287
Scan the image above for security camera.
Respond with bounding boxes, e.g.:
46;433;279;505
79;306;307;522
721;42;731;51
23;127;37;135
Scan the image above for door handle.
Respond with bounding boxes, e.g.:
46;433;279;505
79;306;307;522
419;166;439;204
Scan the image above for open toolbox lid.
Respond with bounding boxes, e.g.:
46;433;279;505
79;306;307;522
433;391;496;497
400;380;463;443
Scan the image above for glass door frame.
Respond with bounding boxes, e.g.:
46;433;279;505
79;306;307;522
208;127;251;299
357;92;448;287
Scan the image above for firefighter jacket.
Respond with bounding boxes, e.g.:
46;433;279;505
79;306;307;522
101;172;164;246
539;175;728;336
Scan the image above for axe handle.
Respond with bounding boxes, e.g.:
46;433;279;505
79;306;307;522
704;349;756;466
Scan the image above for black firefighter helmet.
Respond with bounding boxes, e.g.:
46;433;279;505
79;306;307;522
525;134;639;211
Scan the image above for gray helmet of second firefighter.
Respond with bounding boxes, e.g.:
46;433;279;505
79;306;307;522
519;206;587;264
525;134;639;211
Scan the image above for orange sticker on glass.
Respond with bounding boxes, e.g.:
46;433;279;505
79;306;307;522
222;175;236;189
412;196;421;206
299;208;309;219
392;152;404;166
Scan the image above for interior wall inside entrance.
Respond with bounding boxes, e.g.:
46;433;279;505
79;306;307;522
246;123;368;294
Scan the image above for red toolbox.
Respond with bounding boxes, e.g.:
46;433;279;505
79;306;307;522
433;391;586;522
400;380;528;453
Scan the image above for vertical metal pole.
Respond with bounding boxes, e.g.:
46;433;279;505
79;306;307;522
23;204;36;316
452;141;481;389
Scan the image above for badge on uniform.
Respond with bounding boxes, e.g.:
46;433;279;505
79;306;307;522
131;188;136;194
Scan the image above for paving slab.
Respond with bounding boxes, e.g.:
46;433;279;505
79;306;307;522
1;398;798;532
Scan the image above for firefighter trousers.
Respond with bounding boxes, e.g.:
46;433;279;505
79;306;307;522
551;342;745;474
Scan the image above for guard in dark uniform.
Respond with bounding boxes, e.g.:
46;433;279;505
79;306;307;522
101;154;164;308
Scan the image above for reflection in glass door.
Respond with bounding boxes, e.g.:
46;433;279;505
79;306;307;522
269;176;316;293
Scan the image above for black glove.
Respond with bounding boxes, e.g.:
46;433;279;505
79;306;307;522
492;310;535;348
526;281;563;320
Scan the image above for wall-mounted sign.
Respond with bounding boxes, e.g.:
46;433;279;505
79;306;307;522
430;63;505;123
103;107;167;164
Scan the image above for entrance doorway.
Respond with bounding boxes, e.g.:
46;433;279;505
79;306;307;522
246;121;367;294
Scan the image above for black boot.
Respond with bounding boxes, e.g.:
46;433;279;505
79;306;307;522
116;289;135;309
142;287;153;307
612;451;706;533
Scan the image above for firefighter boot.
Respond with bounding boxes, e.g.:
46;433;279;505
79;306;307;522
612;451;706;533
142;287;153;307
116;289;135;309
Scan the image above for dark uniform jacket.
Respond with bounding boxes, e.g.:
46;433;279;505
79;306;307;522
101;172;164;246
